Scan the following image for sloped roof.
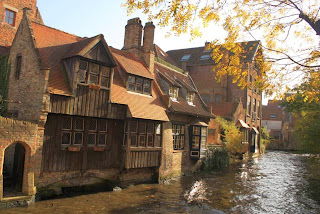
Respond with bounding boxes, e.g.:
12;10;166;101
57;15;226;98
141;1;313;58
155;63;212;118
31;22;83;96
166;41;260;68
153;44;179;67
110;48;169;122
31;22;116;96
111;48;154;79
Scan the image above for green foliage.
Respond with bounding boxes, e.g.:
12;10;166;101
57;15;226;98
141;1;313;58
154;57;184;73
260;127;270;154
215;116;243;154
201;147;230;171
0;54;10;116
282;75;320;154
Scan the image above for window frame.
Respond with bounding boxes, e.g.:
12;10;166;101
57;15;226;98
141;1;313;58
186;92;195;105
15;55;22;80
123;120;162;148
169;86;179;101
247;95;252;117
77;59;111;89
190;126;207;158
172;124;185;150
126;74;152;95
4;9;16;26
61;116;108;147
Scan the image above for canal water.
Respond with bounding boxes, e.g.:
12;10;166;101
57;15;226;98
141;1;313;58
2;151;320;214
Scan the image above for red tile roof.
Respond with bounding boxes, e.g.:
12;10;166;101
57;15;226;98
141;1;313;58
166;41;260;68
155;63;212;118
31;22;84;96
31;22;116;96
111;48;154;79
153;44;179;67
110;49;169;121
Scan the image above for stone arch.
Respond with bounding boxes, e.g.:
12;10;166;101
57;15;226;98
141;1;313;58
0;141;35;199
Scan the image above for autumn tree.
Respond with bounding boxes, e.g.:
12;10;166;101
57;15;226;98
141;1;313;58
282;71;320;153
124;0;320;96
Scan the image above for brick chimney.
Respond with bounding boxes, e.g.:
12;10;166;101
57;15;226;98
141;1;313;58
142;22;155;74
142;22;155;52
123;18;143;50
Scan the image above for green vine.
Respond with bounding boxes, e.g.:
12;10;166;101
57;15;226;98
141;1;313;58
0;54;10;116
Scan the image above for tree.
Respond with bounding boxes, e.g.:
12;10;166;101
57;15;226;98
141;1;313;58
124;0;320;96
215;117;243;155
282;72;320;153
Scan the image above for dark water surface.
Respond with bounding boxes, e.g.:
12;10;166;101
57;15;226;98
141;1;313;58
2;151;320;214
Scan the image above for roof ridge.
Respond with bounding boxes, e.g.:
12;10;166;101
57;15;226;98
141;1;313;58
31;21;83;40
155;61;187;76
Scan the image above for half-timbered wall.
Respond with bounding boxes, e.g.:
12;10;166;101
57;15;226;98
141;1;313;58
42;114;124;172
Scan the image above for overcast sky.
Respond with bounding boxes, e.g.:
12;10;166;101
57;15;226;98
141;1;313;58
37;0;228;52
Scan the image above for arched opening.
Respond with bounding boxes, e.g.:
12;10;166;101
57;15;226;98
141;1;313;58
3;143;25;197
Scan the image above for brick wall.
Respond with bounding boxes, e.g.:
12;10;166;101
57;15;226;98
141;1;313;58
0;116;44;199
7;10;49;122
0;0;43;47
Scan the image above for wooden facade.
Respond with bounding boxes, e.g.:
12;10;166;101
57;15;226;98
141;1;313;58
42;114;124;172
50;85;126;120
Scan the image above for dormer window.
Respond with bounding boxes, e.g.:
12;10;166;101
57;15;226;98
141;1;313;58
187;92;195;105
77;60;110;88
127;75;151;95
169;86;179;101
181;54;191;61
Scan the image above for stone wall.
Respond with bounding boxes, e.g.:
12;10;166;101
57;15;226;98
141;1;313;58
159;114;202;180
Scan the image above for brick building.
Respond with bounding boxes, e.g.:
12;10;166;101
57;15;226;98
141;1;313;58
0;5;212;206
0;0;43;47
166;42;263;154
262;100;283;140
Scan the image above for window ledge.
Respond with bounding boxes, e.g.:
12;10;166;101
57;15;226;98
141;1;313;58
173;150;186;153
127;91;152;98
67;146;81;152
170;98;179;102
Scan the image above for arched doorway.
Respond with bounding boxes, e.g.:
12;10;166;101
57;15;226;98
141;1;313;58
3;143;25;197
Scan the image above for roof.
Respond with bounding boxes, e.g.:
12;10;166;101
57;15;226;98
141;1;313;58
0;46;9;56
153;44;179;67
111;48;153;79
166;41;260;68
31;22;83;96
31;22;116;96
155;63;212;118
110;48;169;122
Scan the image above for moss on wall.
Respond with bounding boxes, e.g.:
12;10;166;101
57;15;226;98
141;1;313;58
0;54;10;116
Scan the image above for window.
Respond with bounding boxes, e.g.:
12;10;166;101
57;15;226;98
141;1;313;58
214;94;221;103
253;98;256;113
247;96;251;116
127;75;151;95
190;126;207;157
123;120;162;148
270;114;276;119
169;87;179;101
61;117;108;146
15;55;22;79
187;92;195;105
242;128;248;142
172;124;185;150
257;101;261;118
77;60;110;88
199;55;211;60
181;54;191;61
5;9;16;26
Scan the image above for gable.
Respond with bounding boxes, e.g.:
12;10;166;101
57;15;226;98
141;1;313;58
84;41;114;65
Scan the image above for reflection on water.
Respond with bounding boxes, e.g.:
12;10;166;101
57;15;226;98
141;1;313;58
2;151;320;214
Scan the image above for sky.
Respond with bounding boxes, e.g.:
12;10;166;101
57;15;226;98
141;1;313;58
36;0;227;52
